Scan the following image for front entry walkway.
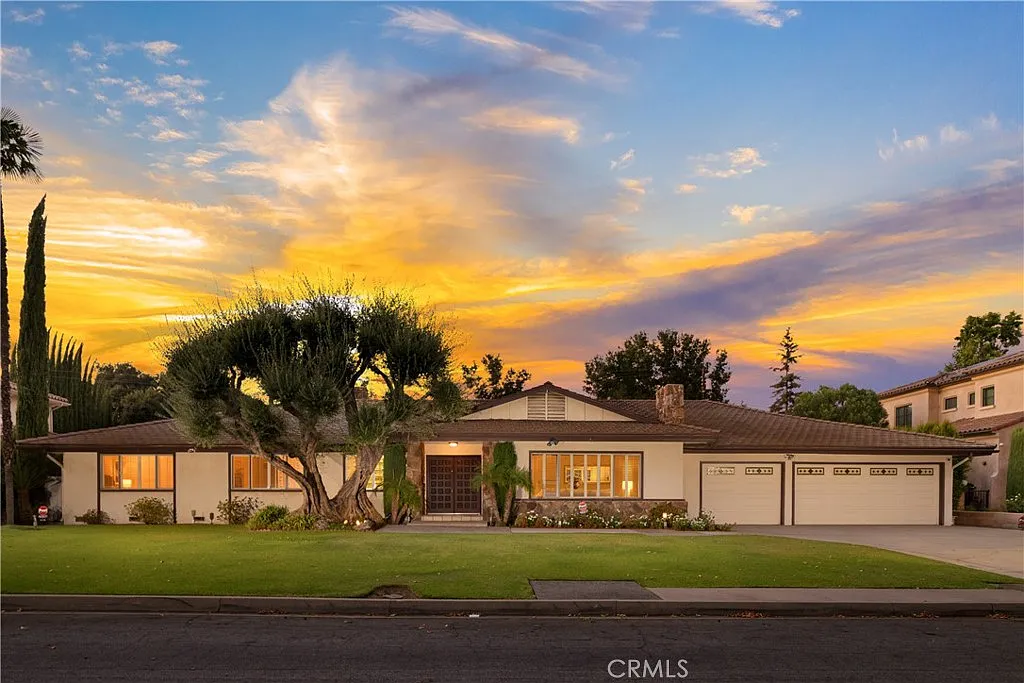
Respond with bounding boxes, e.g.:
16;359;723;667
735;525;1024;579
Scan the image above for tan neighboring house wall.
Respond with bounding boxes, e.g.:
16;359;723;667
881;363;1024;427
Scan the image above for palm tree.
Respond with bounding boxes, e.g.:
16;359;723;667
1;107;44;524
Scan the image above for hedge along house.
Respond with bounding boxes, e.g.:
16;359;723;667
19;382;993;526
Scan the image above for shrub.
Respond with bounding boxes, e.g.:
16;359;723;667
1005;493;1024;514
511;505;731;531
78;509;111;525
246;505;290;530
1006;428;1024;501
124;497;174;525
216;497;263;525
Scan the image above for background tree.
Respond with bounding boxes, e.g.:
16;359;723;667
769;327;801;413
583;329;731;401
95;362;166;425
164;278;464;527
945;311;1022;371
15;197;48;439
460;353;531;399
790;383;888;427
47;333;111;433
1;106;43;524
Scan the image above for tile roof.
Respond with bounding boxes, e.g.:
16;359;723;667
679;400;991;454
431;419;718;442
952;411;1024;436
878;349;1024;398
17;415;350;452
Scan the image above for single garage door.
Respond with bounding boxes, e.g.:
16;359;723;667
793;464;940;525
701;463;782;525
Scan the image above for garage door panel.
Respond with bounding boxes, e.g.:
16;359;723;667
794;464;939;525
701;463;782;525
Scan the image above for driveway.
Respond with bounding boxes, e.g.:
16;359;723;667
735;526;1024;579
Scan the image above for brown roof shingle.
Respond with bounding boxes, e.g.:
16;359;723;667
878;350;1024;399
952;411;1024;436
432;419;718;442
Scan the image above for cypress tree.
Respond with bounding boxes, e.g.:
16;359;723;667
769;327;802;414
15;196;47;438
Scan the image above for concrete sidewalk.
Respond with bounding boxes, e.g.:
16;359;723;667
4;589;1023;618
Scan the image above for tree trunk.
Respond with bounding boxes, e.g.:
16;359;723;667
1;188;15;525
332;445;385;527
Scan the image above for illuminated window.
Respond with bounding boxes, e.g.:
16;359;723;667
530;453;640;499
344;454;384;491
100;455;173;490
230;455;301;490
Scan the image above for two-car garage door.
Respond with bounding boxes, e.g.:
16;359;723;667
792;464;939;525
700;462;941;525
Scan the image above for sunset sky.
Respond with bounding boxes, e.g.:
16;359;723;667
1;1;1022;406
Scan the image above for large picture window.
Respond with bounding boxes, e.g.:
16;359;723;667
231;455;303;490
530;453;641;498
101;454;174;490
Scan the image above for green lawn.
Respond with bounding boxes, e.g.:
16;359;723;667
1;526;1016;598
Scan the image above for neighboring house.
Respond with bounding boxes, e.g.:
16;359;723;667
879;350;1024;509
0;383;71;438
19;382;991;526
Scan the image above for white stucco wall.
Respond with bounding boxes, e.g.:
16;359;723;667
175;452;229;523
62;452;98;523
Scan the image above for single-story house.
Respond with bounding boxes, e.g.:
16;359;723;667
19;382;993;526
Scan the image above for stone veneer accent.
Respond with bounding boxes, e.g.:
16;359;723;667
519;498;687;518
480;441;498;523
656;384;685;425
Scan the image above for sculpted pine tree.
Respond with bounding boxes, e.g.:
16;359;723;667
1;107;43;524
15;197;49;439
769;327;801;413
164;279;465;527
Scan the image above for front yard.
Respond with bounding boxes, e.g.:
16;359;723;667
1;526;1018;598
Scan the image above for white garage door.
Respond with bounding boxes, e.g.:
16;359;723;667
701;463;782;525
793;464;940;525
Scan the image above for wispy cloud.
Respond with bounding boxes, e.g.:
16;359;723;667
675;183;700;194
462;105;580;144
146;115;192;142
557;1;654;33
971;157;1022;182
67;41;91;61
58;3;82;10
697;1;800;29
100;39;182;65
979;112;1000;131
693;146;767;179
610;148;635;170
727;204;781;225
939;124;970;144
878;128;929;161
10;7;45;24
655;28;681;39
386;7;604;81
184;149;225;167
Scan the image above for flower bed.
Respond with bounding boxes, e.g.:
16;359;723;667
513;505;732;531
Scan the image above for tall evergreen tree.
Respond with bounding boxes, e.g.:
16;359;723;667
15;197;48;439
1;107;44;524
769;327;801;413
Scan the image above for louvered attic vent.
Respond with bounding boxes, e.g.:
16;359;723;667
527;392;567;420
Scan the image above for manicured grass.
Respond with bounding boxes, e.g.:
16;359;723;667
1;526;1017;598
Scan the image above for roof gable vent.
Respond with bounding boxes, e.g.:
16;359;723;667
527;392;566;420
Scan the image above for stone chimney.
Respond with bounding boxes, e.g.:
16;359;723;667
655;384;685;425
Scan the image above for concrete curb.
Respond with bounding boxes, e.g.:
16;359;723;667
3;594;1022;618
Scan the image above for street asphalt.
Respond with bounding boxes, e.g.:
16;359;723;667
2;612;1022;682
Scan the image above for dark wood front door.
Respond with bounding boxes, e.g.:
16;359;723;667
426;456;481;514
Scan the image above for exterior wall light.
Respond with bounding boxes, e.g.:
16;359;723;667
448;441;459;448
